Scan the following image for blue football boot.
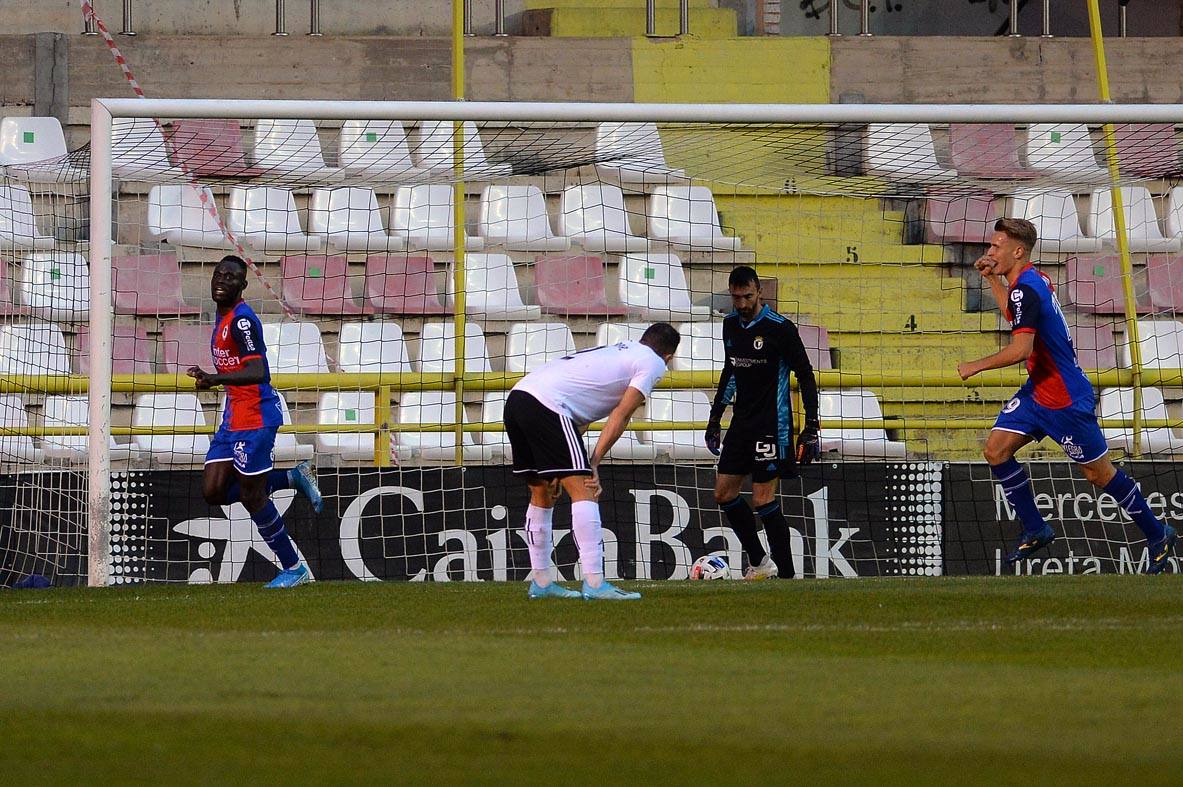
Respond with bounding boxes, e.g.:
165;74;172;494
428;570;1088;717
1005;525;1056;566
264;562;312;588
581;580;641;601
527;580;581;599
289;461;324;514
1146;525;1178;575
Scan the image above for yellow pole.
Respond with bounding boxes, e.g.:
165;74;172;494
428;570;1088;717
1087;0;1143;457
452;0;468;467
374;384;393;467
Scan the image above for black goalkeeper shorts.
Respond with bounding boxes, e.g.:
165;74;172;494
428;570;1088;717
717;421;797;483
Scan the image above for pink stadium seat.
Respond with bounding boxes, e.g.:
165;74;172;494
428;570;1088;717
1114;123;1179;178
162;323;213;372
923;195;997;244
948;124;1034;179
797;322;833;371
1147;253;1183;312
75;324;154;374
167;119;261;177
535;255;627;316
280;254;365;316
1070;322;1117;369
364;255;448;315
0;262;27;316
112;253;201;316
1066;254;1150;314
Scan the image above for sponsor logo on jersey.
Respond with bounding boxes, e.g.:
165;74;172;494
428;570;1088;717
1009;288;1024;324
221;325;229;340
753;336;764;350
1060;434;1084;460
236;317;256;352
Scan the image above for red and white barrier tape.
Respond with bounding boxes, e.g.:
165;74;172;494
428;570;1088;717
79;0;296;320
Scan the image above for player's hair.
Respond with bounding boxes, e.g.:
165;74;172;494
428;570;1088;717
994;218;1038;254
217;254;249;273
640;322;681;356
727;265;761;290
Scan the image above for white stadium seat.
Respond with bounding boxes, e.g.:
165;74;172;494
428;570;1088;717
147;184;232;249
391;184;484;251
594;122;686;184
1086;187;1180;253
132;393;210;464
818;389;906;459
338;119;423;180
647;186;743;251
262;322;330;374
445;253;541;320
1100;387;1183;456
316;391;376;461
618;253;711;321
1008;189;1102;254
41;395;134;463
0;395;42;463
19;251;89;321
394;391;495;463
228;187;324;254
412;120;511;178
337;321;414;374
504;322;576;373
642;390;717;461
561;184;650;253
308;186;406;252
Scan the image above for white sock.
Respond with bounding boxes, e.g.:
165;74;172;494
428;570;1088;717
524;504;554;584
571;500;604;587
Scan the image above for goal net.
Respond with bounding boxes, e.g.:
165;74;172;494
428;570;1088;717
2;100;1181;587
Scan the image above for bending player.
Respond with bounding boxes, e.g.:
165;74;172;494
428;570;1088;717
705;266;819;580
504;323;680;600
187;255;324;588
958;218;1176;573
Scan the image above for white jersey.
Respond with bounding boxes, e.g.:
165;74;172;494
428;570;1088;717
512;341;667;426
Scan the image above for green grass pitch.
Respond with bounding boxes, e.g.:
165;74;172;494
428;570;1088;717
1;575;1180;784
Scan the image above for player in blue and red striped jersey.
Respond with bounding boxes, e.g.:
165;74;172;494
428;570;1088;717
959;218;1177;573
187;256;323;588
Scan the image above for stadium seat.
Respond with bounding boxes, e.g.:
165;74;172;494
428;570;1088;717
1166;187;1183;239
262;322;330;374
162;323;213;373
0;185;55;250
417;322;492;374
390;184;484;251
1086;187;1180;253
1118;319;1183;368
1099;387;1183;455
672;322;724;371
308;187;406;253
111;118;185;181
315;391;377;461
337;321;414;374
797;322;833;371
364;254;448;315
252;119;333;176
1114;123;1179;178
647;186;743;251
818;389;907;459
132;393;211;464
0;396;42;464
618;253;711;321
1066;254;1150;314
1024;124;1107;182
146;184;233;249
280;254;365;316
560;184;650;253
394;391;495;463
477;392;514;459
642;390;717;460
41;395;133;463
594;122;687;184
1070;321;1118;369
74;324;154;374
411;120;512;178
864;123;957;182
0;323;70;376
947;123;1034;179
216;391;312;462
19;251;89;321
923;195;997;244
0;116;82;182
227;187;323;254
595;322;650;346
1008;189;1102;253
1148;253;1183;312
338;120;422;180
504;322;576;373
583;426;660;461
535;255;627;316
444;253;541;320
112;253;201;315
478;184;571;252
167;119;260;177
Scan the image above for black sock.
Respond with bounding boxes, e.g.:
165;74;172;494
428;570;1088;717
719;496;766;566
756;501;795;578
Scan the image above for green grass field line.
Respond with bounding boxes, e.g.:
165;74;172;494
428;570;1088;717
1;577;1180;784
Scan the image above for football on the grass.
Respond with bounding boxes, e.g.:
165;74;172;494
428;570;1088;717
689;554;730;580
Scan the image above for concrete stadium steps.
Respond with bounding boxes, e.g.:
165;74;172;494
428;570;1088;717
823;331;1001;377
521;1;736;38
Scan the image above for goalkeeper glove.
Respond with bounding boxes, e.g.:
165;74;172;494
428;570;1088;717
704;419;722;456
796;420;820;465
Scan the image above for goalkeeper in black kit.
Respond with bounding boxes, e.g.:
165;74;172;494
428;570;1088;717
705;266;820;579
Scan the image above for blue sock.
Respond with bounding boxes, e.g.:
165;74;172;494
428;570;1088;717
991;459;1048;535
1104;470;1166;543
251;500;299;570
269;469;291;493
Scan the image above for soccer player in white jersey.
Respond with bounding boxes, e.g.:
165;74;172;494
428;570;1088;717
504;323;680;600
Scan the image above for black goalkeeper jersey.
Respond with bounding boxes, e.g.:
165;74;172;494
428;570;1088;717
709;304;819;446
